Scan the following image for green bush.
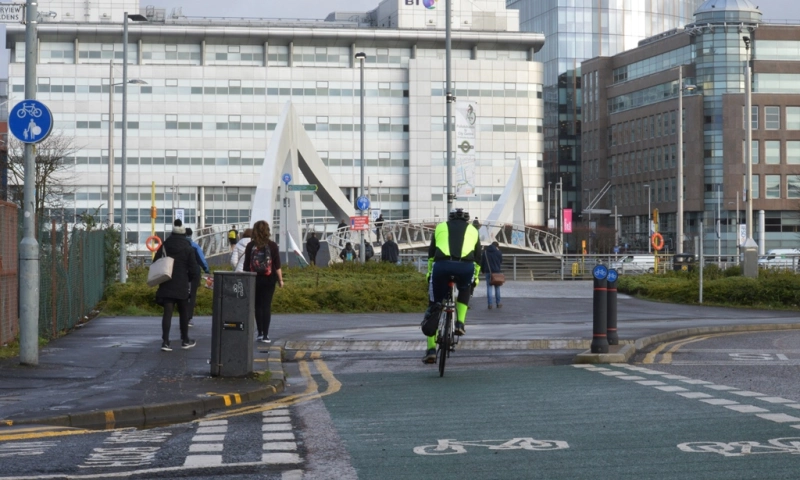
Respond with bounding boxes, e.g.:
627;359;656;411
101;262;428;316
618;267;800;309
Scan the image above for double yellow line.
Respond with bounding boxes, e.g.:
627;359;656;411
642;331;749;364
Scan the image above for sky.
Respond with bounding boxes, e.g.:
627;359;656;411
139;0;800;22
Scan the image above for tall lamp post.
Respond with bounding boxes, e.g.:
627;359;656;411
742;35;757;277
107;60;147;226
644;184;651;253
355;51;367;263
119;11;148;284
676;65;696;254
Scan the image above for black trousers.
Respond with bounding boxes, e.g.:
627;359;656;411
309;251;317;265
255;276;278;337
161;299;189;343
187;269;201;320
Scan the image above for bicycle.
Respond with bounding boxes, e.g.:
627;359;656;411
16;102;43;119
414;438;570;455
436;276;459;377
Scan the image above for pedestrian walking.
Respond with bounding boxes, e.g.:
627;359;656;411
375;213;384;244
306;231;321;266
230;228;253;272
184;227;210;327
472;217;481;229
154;220;198;352
381;233;400;264
243;220;284;344
227;225;238;251
339;242;356;262
481;241;503;309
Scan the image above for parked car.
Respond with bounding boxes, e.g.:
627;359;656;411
758;249;800;269
611;254;657;274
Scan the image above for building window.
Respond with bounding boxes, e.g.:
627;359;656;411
752;175;760;199
765;106;780;130
744;140;759;164
765;141;780;164
765;175;781;199
789;176;800;199
788;107;800;130
743;106;758;130
788;141;800;164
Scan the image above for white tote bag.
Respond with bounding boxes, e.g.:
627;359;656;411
147;245;175;287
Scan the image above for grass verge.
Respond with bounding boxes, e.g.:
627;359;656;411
100;262;428;316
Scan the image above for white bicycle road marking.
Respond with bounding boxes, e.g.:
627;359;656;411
678;437;800;457
413;437;569;455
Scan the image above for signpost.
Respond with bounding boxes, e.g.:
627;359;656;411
9;100;53;144
281;173;291;264
287;184;318;192
350;215;370;231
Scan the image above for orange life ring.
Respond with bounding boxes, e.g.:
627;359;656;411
145;235;163;252
651;232;664;251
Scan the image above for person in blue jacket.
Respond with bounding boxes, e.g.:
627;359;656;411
185;227;210;326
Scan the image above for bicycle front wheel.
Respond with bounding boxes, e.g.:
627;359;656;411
438;312;450;377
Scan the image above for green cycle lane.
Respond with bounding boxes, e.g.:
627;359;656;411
318;363;800;480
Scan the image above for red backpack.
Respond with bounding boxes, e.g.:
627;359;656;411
250;244;272;276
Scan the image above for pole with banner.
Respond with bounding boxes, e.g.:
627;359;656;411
454;100;477;198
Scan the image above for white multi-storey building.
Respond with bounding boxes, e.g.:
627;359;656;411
5;0;544;249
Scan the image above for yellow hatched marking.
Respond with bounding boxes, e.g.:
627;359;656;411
294;351;306;360
104;410;116;430
310;352;322;359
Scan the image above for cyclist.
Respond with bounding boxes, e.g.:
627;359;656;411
420;208;481;364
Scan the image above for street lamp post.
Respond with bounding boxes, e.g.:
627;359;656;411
742;35;757;277
676;65;696;254
355;51;366;263
107;61;147;228
119;11;147;284
644;184;651;253
717;184;721;266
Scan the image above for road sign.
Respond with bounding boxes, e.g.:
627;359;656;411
282;173;292;185
592;265;608;281
9;100;53;144
287;184;318;192
356;195;371;211
350;215;370;231
739;224;747;246
607;268;618;283
174;209;185;223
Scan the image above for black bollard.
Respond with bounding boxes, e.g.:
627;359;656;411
607;275;618;345
591;275;609;353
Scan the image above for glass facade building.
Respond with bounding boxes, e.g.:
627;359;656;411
508;0;703;250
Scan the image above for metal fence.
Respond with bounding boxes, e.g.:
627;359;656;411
38;221;106;340
0;201;18;345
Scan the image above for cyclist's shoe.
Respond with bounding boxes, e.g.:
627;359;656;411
421;302;442;337
422;348;437;364
454;321;466;336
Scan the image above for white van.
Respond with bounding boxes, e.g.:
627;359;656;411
758;249;800;269
611;255;656;274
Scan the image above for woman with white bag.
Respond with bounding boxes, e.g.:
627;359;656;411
153;220;199;352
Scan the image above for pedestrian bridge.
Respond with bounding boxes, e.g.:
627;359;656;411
196;218;562;263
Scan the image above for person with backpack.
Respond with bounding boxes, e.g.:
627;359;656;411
339;242;356;262
243;220;283;343
306;231;320;266
184;227;211;327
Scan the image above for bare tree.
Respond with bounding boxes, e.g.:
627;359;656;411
1;132;81;228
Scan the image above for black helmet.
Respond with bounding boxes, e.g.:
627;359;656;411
448;208;470;221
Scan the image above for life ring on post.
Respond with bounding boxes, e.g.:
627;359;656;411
145;235;163;252
651;232;664;251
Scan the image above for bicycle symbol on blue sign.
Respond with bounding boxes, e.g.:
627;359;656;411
607;268;619;283
592;265;608;281
9;100;53;144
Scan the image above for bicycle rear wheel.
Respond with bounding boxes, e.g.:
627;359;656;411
438;311;451;377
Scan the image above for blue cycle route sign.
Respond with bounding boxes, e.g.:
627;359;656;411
9;100;53;144
592;265;608;281
356;195;370;211
282;173;292;185
607;268;619;283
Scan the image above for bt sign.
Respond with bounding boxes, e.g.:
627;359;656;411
405;0;437;9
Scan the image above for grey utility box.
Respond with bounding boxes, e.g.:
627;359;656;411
742;238;759;279
211;271;255;377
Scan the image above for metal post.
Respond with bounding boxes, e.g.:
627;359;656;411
19;0;40;365
717;184;721;266
284;188;289;266
607;275;618;345
736;192;740;264
677;65;684;254
743;36;757;277
107;60;115;225
645;184;651;253
591;276;609;353
699;219;704;304
120;12;129;283
547;182;551;226
357;53;366;263
445;0;453;214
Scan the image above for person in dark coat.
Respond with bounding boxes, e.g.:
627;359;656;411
243;220;284;343
339;242;356;262
480;241;503;309
375;213;384;243
381;233;400;264
306;231;321;266
154;220;198;351
184;227;210;327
